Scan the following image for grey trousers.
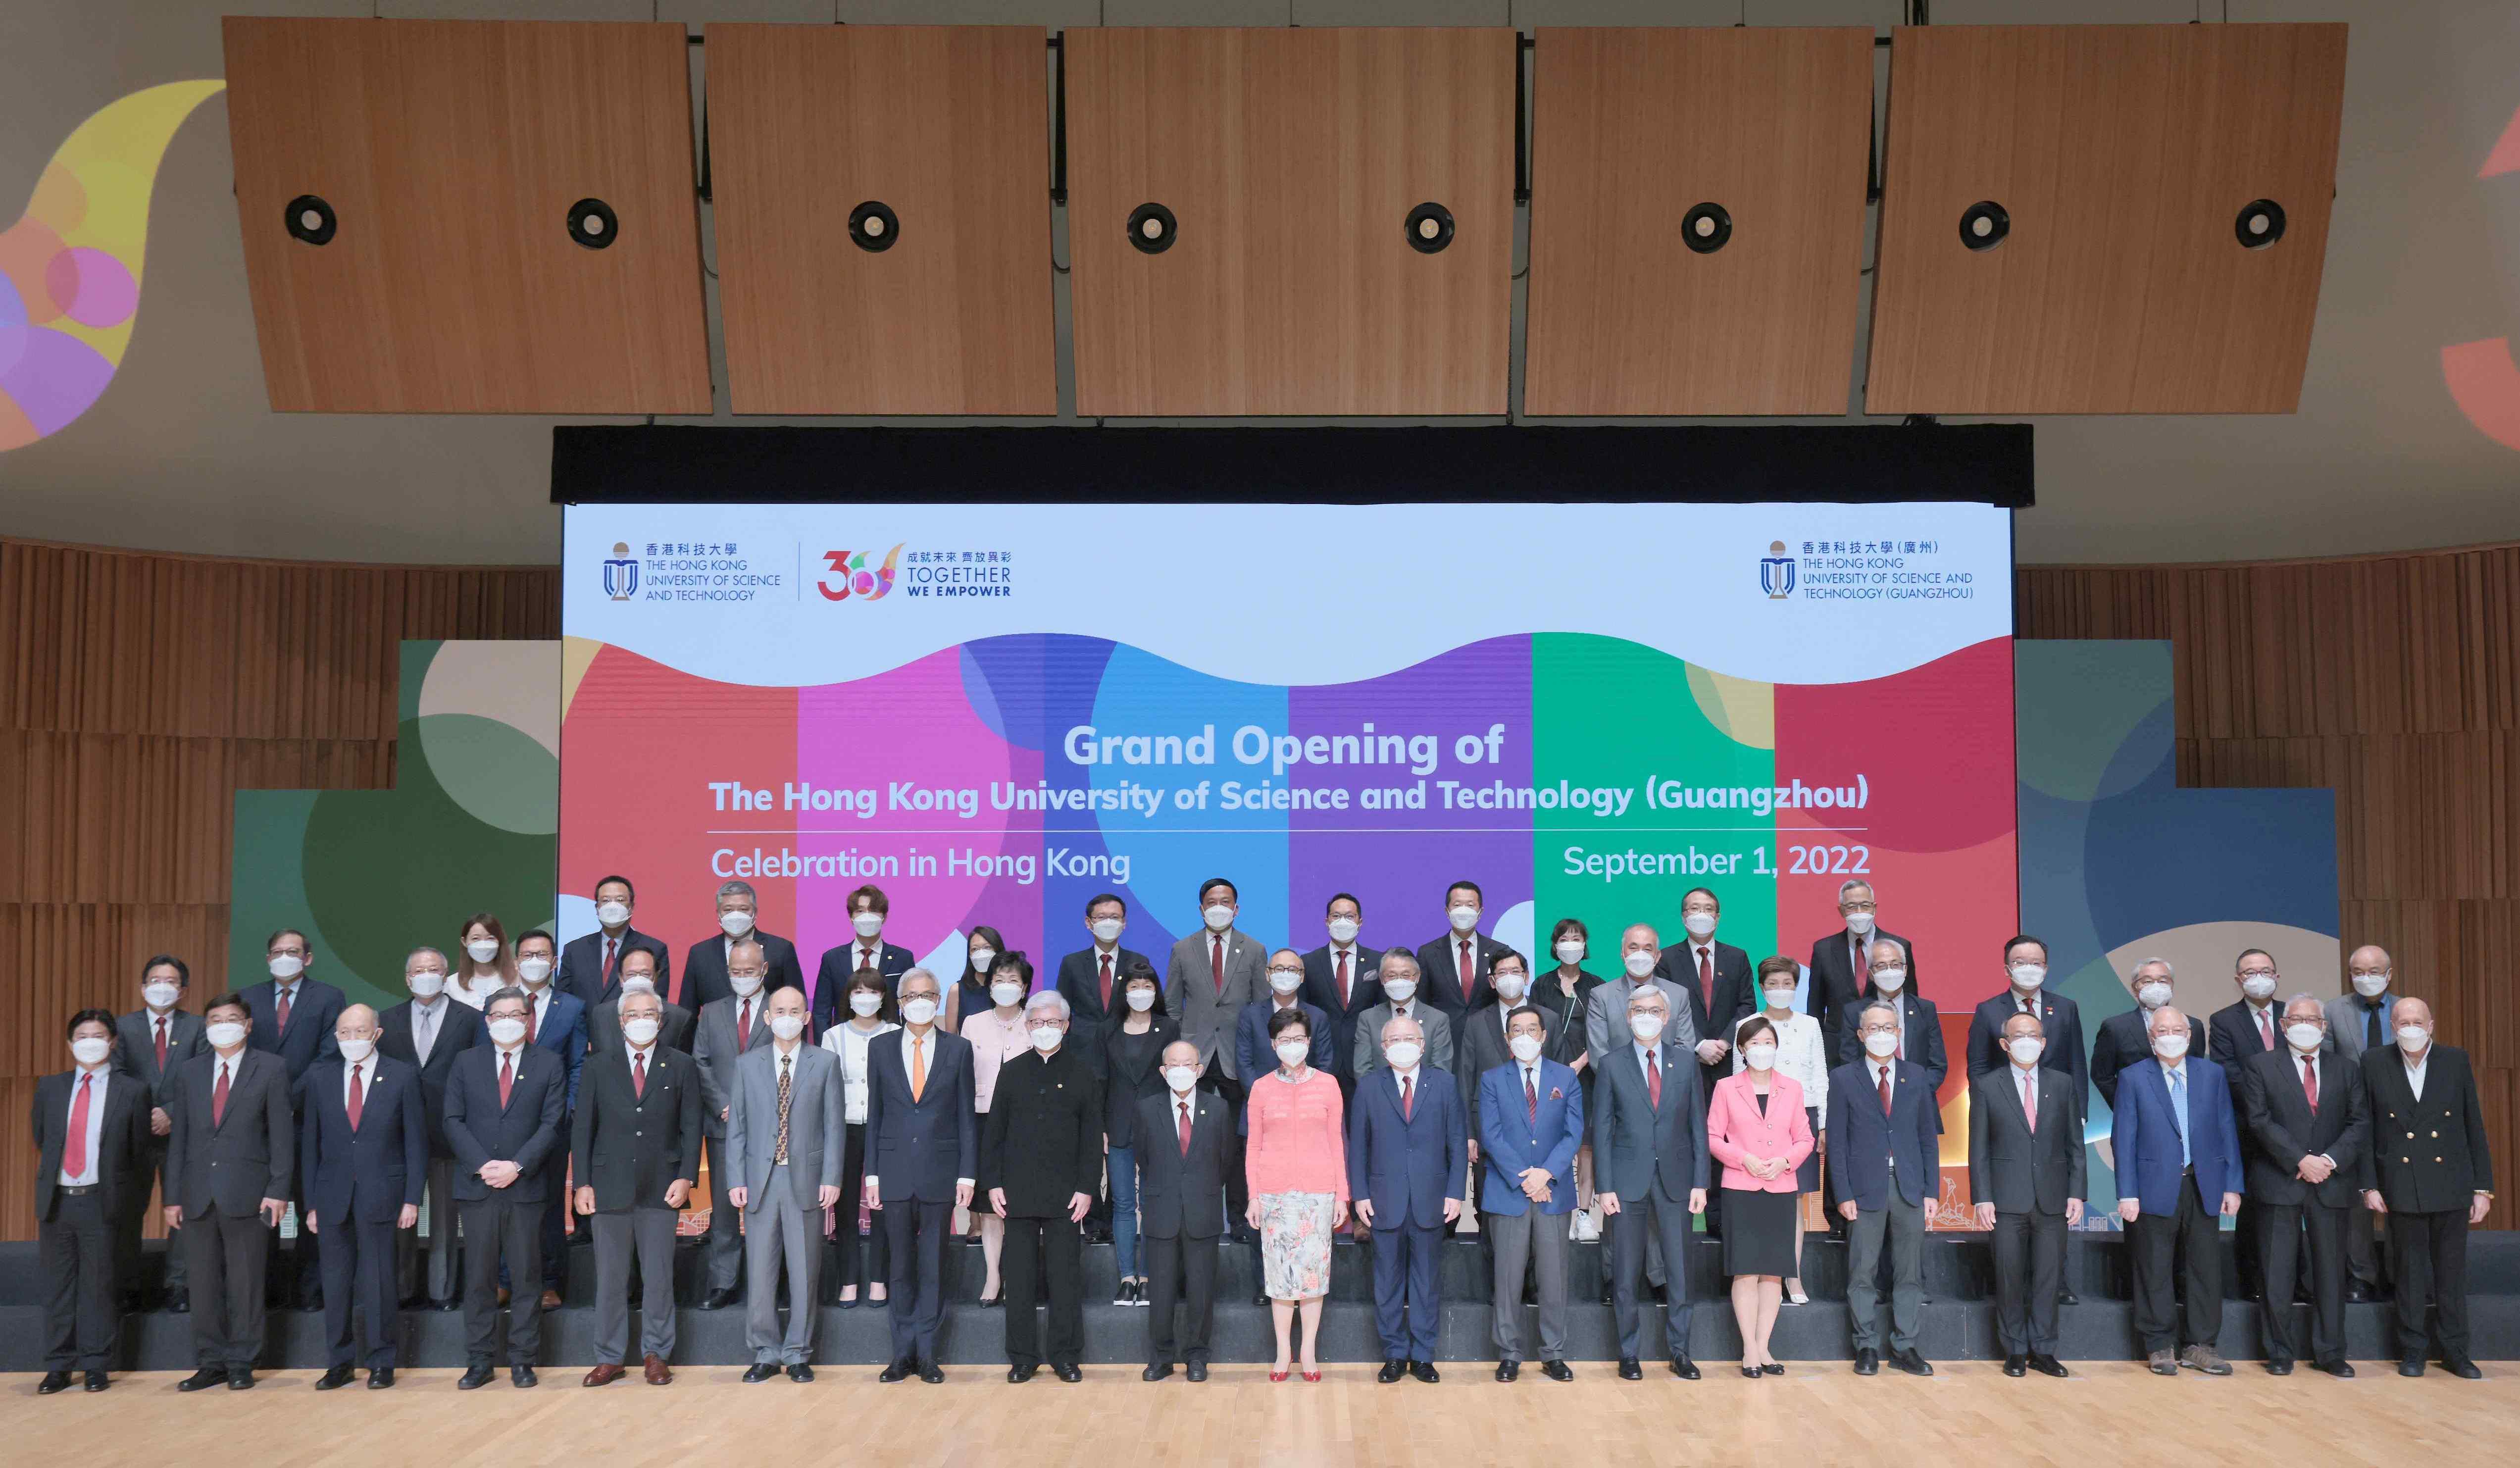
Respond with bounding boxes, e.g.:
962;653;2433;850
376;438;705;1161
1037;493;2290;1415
744;1167;823;1364
591;1209;678;1365
702;1133;743;1291
1847;1192;1924;1352
1486;1208;1569;1362
396;1158;459;1302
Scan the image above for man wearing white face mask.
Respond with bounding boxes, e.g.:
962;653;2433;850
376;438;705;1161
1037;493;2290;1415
164;992;294;1391
1460;950;1554;1156
111;954;204;1312
2092;959;2204;1112
812;882;913;1037
692;939;779;1310
1585;923;1696;1067
299;1005;428;1390
980;991;1102;1382
1965;936;2087;1109
1807;881;1916;1068
2239;996;2369;1377
1967;1012;2084;1379
1348;1013;1467;1383
441;988;566;1390
2357;997;2494;1378
2210;948;2313;1305
1165;877;1263;1242
1138;1040;1226;1380
573;991;701;1387
1479;1007;1583;1381
725;986;844;1381
684;879;804;1012
863;968;977;1384
35;1009;152;1395
511;929;590;1312
380;945;482;1313
558;874;670;1010
1827;1001;1941;1377
1590;986;1708;1381
1655;887;1754;1091
1238;948;1334;1092
240;926;344;1312
2113;1005;2244;1376
1301;891;1383;1098
589;942;684;1059
1414;879;1512;1023
1353;950;1457;1082
2325;945;2399;1299
1058;891;1151;1030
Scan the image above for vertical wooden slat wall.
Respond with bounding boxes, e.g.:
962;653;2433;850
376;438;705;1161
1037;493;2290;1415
0;537;556;1239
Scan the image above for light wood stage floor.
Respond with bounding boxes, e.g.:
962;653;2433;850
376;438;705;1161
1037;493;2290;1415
11;1363;2517;1468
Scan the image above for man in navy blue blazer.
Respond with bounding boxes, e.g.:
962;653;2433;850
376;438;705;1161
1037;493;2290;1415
514;932;588;1310
1963;935;2088;1115
298;1004;429;1389
860;968;977;1384
812;882;916;1035
556;874;672;1010
1827;999;1944;1377
684;881;806;1012
1479;1008;1583;1380
1299;892;1382;1095
239;927;343;1309
1345;1011;1467;1384
1237;949;1334;1094
442;987;568;1390
2113;1005;2244;1377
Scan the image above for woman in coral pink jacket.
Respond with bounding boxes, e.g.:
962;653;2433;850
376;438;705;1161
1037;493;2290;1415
1706;1015;1815;1378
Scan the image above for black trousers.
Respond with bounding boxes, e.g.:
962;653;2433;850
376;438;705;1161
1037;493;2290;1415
2129;1171;2222;1352
117;1139;183;1302
42;1191;119;1371
459;1195;543;1366
2387;1207;2472;1362
830;1123;891;1294
1145;1230;1219;1366
2234;1186;2308;1298
317;1214;403;1368
267;1115;320;1302
185;1206;271;1368
882;1197;953;1365
2257;1198;2345;1365
1003;1213;1084;1369
1991;1208;2065;1354
1200;1063;1248;1227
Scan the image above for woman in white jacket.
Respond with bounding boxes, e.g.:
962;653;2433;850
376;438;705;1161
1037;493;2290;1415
1734;954;1828;1305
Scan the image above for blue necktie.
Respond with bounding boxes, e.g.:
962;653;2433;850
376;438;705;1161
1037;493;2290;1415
2167;1066;2190;1169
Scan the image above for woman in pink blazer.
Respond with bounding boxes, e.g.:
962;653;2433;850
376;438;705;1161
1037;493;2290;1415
1706;1015;1815;1378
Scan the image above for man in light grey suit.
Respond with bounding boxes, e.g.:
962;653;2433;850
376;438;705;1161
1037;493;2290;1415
1353;950;1457;1082
2327;944;2400;1300
1165;877;1265;1240
691;943;777;1311
1587;922;1699;1065
725;987;843;1380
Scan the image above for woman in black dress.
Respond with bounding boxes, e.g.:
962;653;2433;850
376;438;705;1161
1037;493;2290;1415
1534;917;1604;1203
942;923;1008;1032
1097;962;1176;1307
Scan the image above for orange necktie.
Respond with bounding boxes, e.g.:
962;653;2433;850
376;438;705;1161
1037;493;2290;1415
909;1035;927;1101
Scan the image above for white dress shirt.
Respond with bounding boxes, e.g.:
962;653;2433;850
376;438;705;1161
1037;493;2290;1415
853;939;886;973
1391;1062;1423;1101
1325;943;1362;1005
342;1055;373;1112
866;1027;972;1191
410;994;445;1065
820;1019;900;1124
58;1065;111;1186
2404;1049;2429;1101
625;1039;657;1077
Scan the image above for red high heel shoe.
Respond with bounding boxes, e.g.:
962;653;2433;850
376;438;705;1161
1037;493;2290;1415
1301;1368;1322;1383
1269;1367;1291;1383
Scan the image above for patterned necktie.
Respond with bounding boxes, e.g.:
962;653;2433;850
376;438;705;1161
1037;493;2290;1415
604;936;618;983
2021;1069;2036;1133
1877;1064;1892;1116
276;986;292;1035
1525;1068;1538;1124
415;1004;434;1066
737;999;752;1050
1211;936;1225;994
633;1049;647;1099
774;1053;793;1166
347;1062;365;1131
1697;948;1713;1011
2302;1055;2319;1112
1099;952;1113;1013
65;1074;93;1177
499;1052;514;1108
154;1016;168;1069
1645;1050;1661;1109
1177;1100;1192;1158
212;1061;230;1125
908;1035;926;1101
1401;1074;1414;1121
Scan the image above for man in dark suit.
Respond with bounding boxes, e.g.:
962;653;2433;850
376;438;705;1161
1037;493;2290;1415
298;1004;429;1389
2210;947;2305;1303
239;926;343;1310
1964;935;2088;1109
512;929;588;1311
33;1009;153;1394
691;941;777;1310
812;881;915;1036
1480;1007;1584;1381
981;991;1103;1382
2359;998;2494;1378
1806;879;1917;1067
443;986;567;1390
2091;958;2203;1112
1834;941;1948;1112
1138;1041;1226;1381
1459;951;1555;1149
683;878;806;1011
862;967;977;1383
1167;877;1265;1242
379;945;480;1312
1237;948;1334;1089
1415;878;1513;1028
163;993;294;1391
1967;1011;2085;1379
1059;891;1152;1031
1590;985;1708;1382
2241;996;2369;1377
1299;891;1382;1094
2114;1005;2244;1377
1346;1011;1467;1384
1655;885;1755;1089
1830;999;1943;1377
111;954;204;1311
557;874;671;1010
588;947;688;1056
573;989;702;1387
2330;944;2402;1301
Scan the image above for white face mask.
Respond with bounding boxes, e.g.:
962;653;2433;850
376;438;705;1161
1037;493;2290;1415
1381;978;1416;1006
143;980;182;1011
2351;971;2389;999
1090;919;1124;945
2241;973;2278;1002
1164;1065;1198;1094
2152;1033;2190;1061
719;909;755;937
206;1020;248;1050
1274;1039;1310;1068
1622;951;1658;979
1764;987;1795;1012
849;990;884;1017
967;948;997;975
620;973;657;996
1384;1041;1422;1070
728;970;765;998
1628;1013;1664;1043
769;1012;807;1041
2008;1036;2044;1066
622;1016;661;1047
1683;911;1717;939
2009;963;2046;990
596;901;631;928
853;912;886;939
1202;904;1235;932
2285;1023;2324;1053
1448;904;1480;934
1267;968;1304;995
1327;917;1360;944
1871;967;1907;993
1509;1034;1544;1063
1125;987;1157;1012
901;997;939;1027
1742;1043;1777;1071
991;981;1025;1009
71;1037;112;1066
464;938;500;963
407;970;446;999
486;1017;528;1047
2397;1024;2430;1053
1843;911;1875;936
1493;973;1527;1003
2137;982;2173;1010
1029;1024;1063;1053
268;954;304;980
517;956;553;984
336;1036;375;1063
1863;1030;1901;1059
1555;940;1586;965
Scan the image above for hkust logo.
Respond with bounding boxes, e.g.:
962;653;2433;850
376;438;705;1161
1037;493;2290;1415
603;542;640;601
819;544;904;603
1760;540;1797;600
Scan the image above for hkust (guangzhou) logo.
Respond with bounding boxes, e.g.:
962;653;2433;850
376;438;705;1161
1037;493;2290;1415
603;542;640;601
1760;540;1797;600
819;544;904;603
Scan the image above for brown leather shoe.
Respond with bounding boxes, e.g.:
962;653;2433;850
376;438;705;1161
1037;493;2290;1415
643;1354;673;1385
581;1363;627;1387
539;1289;564;1312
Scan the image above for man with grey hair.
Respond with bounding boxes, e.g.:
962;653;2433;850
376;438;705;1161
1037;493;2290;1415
1967;1010;2083;1377
573;990;701;1387
691;938;775;1310
2239;995;2368;1376
1809;880;1916;1068
380;943;482;1312
864;966;975;1383
1587;923;1698;1066
443;986;565;1390
2092;958;2203;1112
2114;1004;2243;1377
1354;949;1455;1081
682;878;803;1011
980;988;1101;1381
1591;984;1706;1381
2328;944;2400;1299
1828;999;1941;1376
725;984;842;1381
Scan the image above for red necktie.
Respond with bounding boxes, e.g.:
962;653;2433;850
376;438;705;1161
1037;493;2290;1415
1526;1069;1538;1124
1336;949;1350;1003
275;987;292;1035
2021;1070;2036;1133
154;1017;168;1069
1645;1051;1661;1109
1177;1100;1193;1158
212;1062;230;1125
1878;1065;1893;1115
633;1050;647;1098
347;1062;365;1131
1697;948;1713;1011
737;999;752;1049
1401;1075;1414;1121
1459;938;1474;1000
1099;953;1113;1013
2302;1056;2319;1112
499;1052;514;1108
1210;936;1225;994
64;1074;94;1177
524;999;537;1047
604;936;619;982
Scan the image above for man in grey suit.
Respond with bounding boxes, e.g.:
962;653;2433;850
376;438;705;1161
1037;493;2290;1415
1587;922;1699;1064
1165;877;1264;1240
1968;1012;2086;1378
691;941;776;1311
163;993;295;1391
1591;985;1708;1381
2329;944;2400;1301
1459;951;1553;1146
725;986;843;1381
1353;950;1457;1082
113;954;205;1310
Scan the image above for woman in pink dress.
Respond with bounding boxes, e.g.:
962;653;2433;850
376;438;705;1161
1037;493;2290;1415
1243;1007;1348;1382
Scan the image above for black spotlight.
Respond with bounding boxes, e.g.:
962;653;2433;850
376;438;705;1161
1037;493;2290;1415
566;198;618;250
1959;200;2009;252
1680;202;1732;254
2234;199;2286;249
1404;202;1455;254
848;200;900;252
1126;202;1176;254
284;195;336;246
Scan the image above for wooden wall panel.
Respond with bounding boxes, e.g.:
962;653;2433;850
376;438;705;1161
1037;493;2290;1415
223;17;712;414
2022;542;2520;1224
1867;24;2347;414
1065;27;1516;417
708;25;1056;416
0;537;553;1240
1524;27;1873;416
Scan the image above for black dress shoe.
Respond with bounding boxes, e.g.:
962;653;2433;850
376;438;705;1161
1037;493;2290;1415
166;1296;188;1314
1252;1293;1270;1308
2398;1358;2425;1377
879;1359;913;1383
1186;1361;1209;1382
1008;1365;1037;1383
367;1367;395;1389
2003;1355;2027;1377
1669;1355;1700;1380
1377;1359;1408;1384
1601;1282;1614;1306
977;1293;1004;1309
2242;1285;2263;1303
1890;1349;1934;1377
301;1292;324;1314
1054;1364;1082;1383
1541;1359;1572;1382
2345;1283;2372;1303
178;1366;225;1392
1616;1357;1641;1380
510;1365;537;1388
2265;1359;2294;1375
433;1297;460;1313
1495;1360;1519;1382
702;1287;740;1311
458;1364;495;1390
36;1370;71;1395
788;1364;813;1382
1762;1362;1784;1376
1410;1361;1440;1384
226;1369;254;1390
1740;1365;1763;1380
2029;1353;2068;1378
1143;1363;1173;1381
399;1292;428;1311
316;1363;357;1390
2314;1360;2355;1379
743;1364;780;1383
2444;1358;2484;1380
83;1370;108;1393
2058;1290;2078;1306
834;1294;858;1310
1853;1349;1879;1376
